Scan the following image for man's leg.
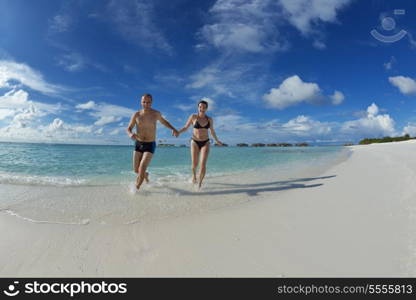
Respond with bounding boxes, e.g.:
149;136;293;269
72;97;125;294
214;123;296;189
133;151;143;173
198;144;210;188
133;151;149;183
191;141;200;184
136;152;153;190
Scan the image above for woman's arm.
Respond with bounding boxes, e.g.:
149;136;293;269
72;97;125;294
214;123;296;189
209;118;223;145
178;115;194;135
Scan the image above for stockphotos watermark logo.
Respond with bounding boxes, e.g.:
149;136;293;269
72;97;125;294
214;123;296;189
371;9;407;43
3;280;127;297
3;281;19;297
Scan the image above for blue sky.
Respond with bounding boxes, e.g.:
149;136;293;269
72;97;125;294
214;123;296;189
1;0;416;145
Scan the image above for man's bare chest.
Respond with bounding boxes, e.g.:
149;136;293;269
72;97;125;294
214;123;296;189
136;113;157;126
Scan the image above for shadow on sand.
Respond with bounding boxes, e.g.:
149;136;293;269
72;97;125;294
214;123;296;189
167;175;336;197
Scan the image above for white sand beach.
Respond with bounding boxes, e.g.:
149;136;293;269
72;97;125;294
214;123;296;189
1;140;416;277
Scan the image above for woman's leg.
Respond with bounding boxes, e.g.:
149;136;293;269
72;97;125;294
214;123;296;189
191;141;200;184
198;143;210;188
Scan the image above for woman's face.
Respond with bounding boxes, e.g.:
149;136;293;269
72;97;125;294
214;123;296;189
198;103;207;114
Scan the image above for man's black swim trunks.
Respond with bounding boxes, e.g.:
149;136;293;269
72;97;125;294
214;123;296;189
135;141;156;154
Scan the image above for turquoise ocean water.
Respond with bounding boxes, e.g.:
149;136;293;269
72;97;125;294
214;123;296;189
0;142;348;186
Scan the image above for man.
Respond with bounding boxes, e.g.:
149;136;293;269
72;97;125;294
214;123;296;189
126;93;178;190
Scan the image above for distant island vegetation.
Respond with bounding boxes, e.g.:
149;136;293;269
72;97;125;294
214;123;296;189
358;134;414;145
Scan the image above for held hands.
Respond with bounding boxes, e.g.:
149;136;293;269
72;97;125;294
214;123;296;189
172;129;179;137
215;141;224;146
129;133;137;141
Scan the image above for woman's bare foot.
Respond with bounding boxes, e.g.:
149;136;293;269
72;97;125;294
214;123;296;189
192;176;197;184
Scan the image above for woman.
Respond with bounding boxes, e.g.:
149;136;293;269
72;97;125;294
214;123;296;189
178;100;223;188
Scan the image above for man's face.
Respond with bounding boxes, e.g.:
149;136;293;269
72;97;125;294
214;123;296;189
141;96;152;109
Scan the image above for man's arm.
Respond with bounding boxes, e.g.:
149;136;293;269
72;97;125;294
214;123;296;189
157;112;178;135
126;112;138;140
209;118;223;145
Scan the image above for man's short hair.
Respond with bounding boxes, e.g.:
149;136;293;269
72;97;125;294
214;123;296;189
142;93;153;100
198;100;208;108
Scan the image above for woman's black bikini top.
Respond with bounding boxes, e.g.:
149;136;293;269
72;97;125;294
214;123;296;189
193;116;210;129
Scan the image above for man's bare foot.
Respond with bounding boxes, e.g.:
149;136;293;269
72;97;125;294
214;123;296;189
145;172;149;183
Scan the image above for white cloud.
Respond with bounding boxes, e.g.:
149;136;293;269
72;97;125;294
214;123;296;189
198;0;352;53
186;64;227;93
313;39;326;49
186;61;266;101
109;128;121;135
57;52;85;72
330;90;344;105
341;103;396;138
0;109;14;120
43;118;92;138
0;88;103;143
263;75;345;109
72;125;93;134
55;50;107;73
0;89;30;109
0;89;63;124
384;56;396;70
89;103;135;119
389;76;416;95
407;32;416;49
0;124;39;141
403;124;416;137
0;115;95;143
282;115;331;136
197;104;402;144
153;73;185;88
47;118;64;131
263;75;321;109
106;0;172;54
49;14;72;33
214;114;247;131
210;107;402;144
95;128;104;135
76;100;135;126
175;104;195;112
0;88;132;144
214;113;331;140
367;102;378;116
279;0;352;35
10;104;45;128
0;60;64;95
94;116;122;126
201;23;278;53
192;0;352;107
76;100;96;110
199;0;286;53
